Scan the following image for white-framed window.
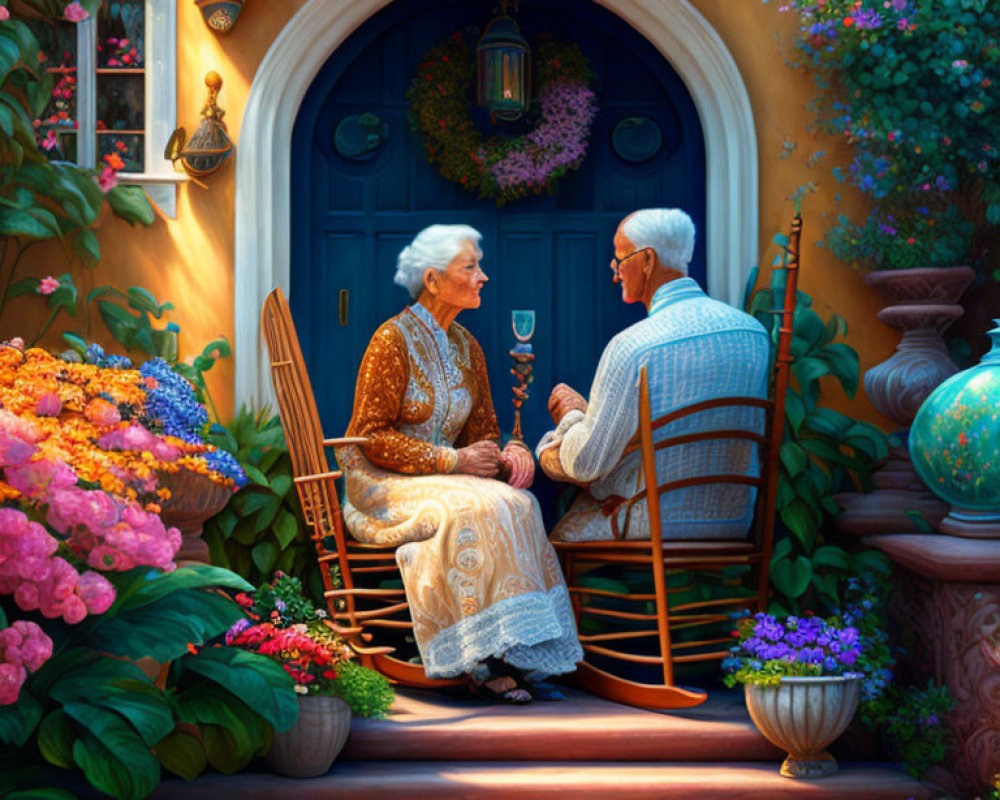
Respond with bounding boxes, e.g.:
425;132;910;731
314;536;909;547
30;0;183;217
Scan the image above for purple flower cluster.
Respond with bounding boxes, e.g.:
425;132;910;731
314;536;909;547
139;358;208;443
489;81;598;191
727;612;862;677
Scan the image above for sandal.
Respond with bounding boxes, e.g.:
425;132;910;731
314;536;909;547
468;674;533;705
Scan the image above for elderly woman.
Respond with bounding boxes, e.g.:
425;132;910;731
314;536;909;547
338;224;582;702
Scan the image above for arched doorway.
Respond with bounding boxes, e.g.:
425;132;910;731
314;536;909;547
234;0;757;418
290;0;705;455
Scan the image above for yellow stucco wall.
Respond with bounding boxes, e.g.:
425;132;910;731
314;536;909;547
4;0;897;429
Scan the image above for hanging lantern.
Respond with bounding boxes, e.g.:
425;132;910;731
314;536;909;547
164;72;234;185
476;7;530;122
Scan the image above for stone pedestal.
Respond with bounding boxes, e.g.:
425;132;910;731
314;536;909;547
864;534;1000;798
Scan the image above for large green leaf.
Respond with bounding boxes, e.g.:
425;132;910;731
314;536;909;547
72;228;101;267
174;682;269;755
252;539;278;574
87;590;245;662
201;724;256;774
819;342;859;396
0;207;56;239
50;665;173;747
273;509;299;549
71;722;159;800
37;710;76;769
811;544;850;572
0;690;42;746
779;497;819;552
770;555;812;600
154;730;207;782
180;647;297;731
779;441;809;478
105;185;155;226
114;564;253;612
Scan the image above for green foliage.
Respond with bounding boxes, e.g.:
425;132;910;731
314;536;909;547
329;660;394;720
250;572;321;624
779;0;1000;271
0;565;299;800
875;681;955;778
203;405;330;603
746;241;889;613
0;13;155;343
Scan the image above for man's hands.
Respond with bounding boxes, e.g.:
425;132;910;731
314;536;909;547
502;441;535;489
454;440;535;488
455;440;503;477
548;383;587;424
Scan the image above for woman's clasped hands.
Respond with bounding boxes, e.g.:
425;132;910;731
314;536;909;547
455;440;535;489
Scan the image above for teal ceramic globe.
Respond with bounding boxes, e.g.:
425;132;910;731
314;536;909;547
910;320;1000;512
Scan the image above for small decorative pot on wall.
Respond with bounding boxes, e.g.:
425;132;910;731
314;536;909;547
267;695;352;778
744;676;861;779
195;0;245;33
909;319;1000;538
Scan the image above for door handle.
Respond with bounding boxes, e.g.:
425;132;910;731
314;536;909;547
339;289;349;326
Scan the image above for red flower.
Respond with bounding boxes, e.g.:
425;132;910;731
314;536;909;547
958;432;968;446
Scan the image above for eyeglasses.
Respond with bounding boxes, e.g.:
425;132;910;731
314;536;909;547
609;247;649;279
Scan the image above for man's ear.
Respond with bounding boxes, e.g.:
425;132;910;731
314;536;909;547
423;267;439;296
642;247;654;275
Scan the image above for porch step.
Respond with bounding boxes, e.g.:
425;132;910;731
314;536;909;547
343;687;784;762
151;761;933;799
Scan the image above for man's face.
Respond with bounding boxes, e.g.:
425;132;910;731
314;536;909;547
611;225;649;305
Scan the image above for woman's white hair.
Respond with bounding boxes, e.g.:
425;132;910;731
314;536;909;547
394;224;483;300
620;208;696;275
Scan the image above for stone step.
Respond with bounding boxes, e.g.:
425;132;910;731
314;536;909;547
343;687;784;762
151;761;934;800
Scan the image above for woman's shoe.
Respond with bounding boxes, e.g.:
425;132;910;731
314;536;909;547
468;674;533;705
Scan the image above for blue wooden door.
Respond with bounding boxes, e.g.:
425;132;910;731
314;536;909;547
291;0;705;518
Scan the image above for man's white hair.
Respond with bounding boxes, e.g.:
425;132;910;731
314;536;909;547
620;208;696;275
394;224;483;300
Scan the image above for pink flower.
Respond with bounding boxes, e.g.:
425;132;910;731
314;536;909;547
97;165;118;192
0;7;10;22
35;392;62;417
5;458;77;498
46;486;118;534
0;410;42;444
0;432;35;468
76;571;115;614
63;1;89;22
0;663;27;705
41;130;59;151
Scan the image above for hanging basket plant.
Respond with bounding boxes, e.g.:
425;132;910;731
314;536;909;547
407;31;598;206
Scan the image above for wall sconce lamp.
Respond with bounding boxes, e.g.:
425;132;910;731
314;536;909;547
165;72;235;187
195;0;245;34
476;1;531;122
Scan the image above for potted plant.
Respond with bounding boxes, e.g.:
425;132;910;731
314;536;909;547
723;611;863;778
225;573;394;778
776;0;1000;427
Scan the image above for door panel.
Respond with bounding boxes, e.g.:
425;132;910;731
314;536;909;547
291;0;706;490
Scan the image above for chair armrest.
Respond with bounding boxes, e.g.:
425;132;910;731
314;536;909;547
323;437;369;448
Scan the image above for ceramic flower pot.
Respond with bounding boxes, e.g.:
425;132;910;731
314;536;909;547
266;694;352;778
157;468;232;563
744;676;861;779
909;319;1000;537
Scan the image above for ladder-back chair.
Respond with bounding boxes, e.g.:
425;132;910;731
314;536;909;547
260;287;462;688
554;216;802;710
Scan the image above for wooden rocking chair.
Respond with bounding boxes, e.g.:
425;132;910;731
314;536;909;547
553;216;802;710
260;287;462;688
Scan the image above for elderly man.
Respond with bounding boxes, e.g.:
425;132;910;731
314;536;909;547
538;208;771;542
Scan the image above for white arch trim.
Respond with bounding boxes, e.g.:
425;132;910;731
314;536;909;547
234;0;758;405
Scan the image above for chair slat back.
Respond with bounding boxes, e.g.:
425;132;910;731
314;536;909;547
260;288;341;540
639;215;801;556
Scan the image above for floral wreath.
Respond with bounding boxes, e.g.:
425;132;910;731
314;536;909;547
406;31;598;206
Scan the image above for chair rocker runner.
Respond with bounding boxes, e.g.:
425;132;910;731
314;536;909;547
260;287;463;688
553;215;802;710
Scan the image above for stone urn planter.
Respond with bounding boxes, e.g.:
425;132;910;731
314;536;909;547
744;676;861;778
157;468;233;563
266;695;352;778
834;266;974;535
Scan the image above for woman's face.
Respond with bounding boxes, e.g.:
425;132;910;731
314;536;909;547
426;239;488;310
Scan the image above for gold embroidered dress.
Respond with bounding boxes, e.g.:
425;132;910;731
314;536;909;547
339;303;582;679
